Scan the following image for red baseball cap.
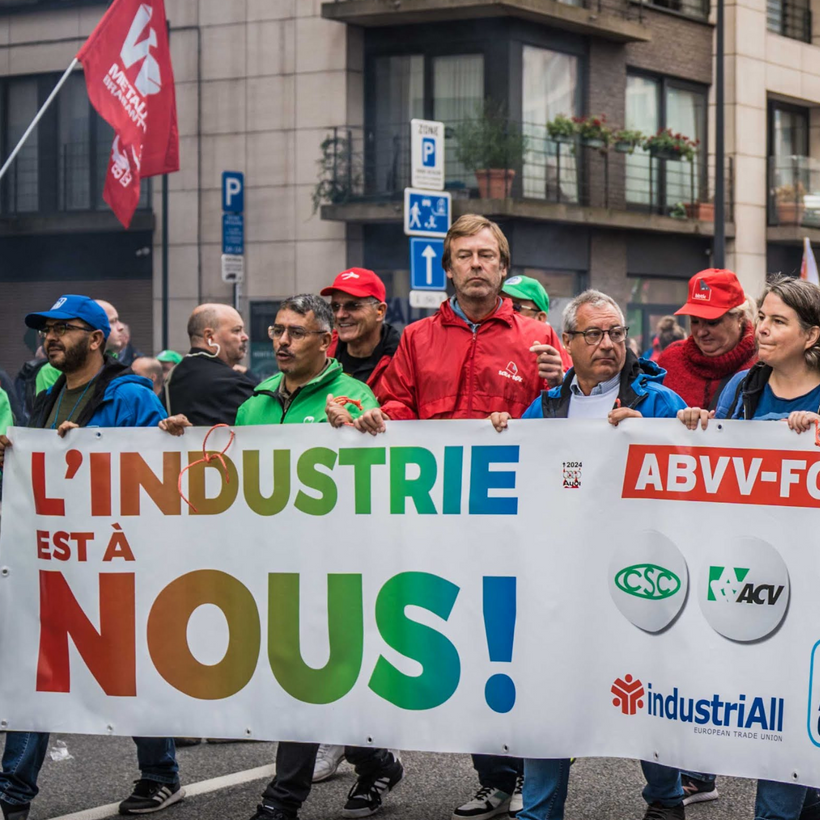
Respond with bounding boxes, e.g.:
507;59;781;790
674;269;746;320
320;268;386;302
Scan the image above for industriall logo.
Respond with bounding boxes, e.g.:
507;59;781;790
610;674;785;742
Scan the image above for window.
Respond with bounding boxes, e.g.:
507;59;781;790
626;74;707;214
647;0;709;19
626;277;690;353
522;45;580;202
768;101;813;226
0;71;149;216
767;0;811;42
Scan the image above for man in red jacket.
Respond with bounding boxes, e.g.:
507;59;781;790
351;214;568;820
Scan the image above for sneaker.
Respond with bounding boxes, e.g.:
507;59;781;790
248;804;291;820
0;801;29;820
119;779;185;814
681;776;718;806
508;775;524;817
313;744;345;783
643;802;685;820
341;758;404;818
173;737;201;747
453;786;512;820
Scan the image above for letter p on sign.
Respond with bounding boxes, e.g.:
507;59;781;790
222;171;244;213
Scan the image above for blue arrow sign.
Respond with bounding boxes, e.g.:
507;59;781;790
223;213;244;255
410;238;446;291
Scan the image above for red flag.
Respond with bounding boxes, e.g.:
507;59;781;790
77;0;179;227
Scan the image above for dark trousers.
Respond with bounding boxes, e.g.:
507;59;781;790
262;742;394;817
472;754;523;796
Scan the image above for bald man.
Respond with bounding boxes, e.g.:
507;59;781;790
166;303;255;426
95;299;143;366
131;357;164;396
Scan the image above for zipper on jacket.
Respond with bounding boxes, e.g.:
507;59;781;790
466;327;478;415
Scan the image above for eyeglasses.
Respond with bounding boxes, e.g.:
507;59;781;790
330;300;371;313
268;325;328;341
566;326;629;345
38;323;94;339
510;302;540;316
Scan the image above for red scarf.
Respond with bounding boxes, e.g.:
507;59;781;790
657;327;758;408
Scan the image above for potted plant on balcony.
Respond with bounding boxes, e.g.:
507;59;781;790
774;182;806;225
574;114;612;150
612;128;644;154
311;132;360;213
546;114;577;144
453;102;528;199
684;200;715;220
643;128;698;161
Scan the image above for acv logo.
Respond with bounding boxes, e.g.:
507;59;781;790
607;531;688;633
707;566;785;606
698;537;789;642
611;674;645;715
615;564;680;600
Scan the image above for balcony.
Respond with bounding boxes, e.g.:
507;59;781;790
0;0;107;13
767;0;812;42
321;0;651;43
768;155;820;244
317;122;733;238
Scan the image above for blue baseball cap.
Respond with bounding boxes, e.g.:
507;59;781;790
25;295;111;340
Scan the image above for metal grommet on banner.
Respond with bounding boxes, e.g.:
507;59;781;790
653;751;659;760
245;728;252;737
0;567;9;578
106;724;114;734
95;431;102;438
793;771;800;780
717;423;723;431
0;720;7;728
502;744;510;754
366;736;374;745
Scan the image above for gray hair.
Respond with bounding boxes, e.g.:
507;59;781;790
279;294;333;332
562;290;625;332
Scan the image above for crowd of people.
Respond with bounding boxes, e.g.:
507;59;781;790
0;213;819;820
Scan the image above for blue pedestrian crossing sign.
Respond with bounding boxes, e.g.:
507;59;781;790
404;188;451;238
410;238;446;291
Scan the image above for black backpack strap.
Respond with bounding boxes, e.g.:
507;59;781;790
724;376;746;419
708;374;735;412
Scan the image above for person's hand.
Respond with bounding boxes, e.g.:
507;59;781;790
159;414;192;436
0;434;10;470
326;394;354;429
354;408;389;436
530;343;564;387
677;407;713;430
57;421;79;438
787;410;820;433
489;412;512;432
608;407;642;426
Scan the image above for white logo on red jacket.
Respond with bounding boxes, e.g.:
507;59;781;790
498;361;523;383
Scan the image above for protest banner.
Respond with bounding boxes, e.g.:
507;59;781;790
0;419;819;787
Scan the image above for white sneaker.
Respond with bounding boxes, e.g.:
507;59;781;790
453;786;512;820
313;744;345;783
508;775;524;817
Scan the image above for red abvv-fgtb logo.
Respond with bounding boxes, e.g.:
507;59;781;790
612;674;645;715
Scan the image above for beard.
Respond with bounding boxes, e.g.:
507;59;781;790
49;334;92;373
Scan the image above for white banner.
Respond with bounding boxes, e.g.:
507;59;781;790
1;420;820;787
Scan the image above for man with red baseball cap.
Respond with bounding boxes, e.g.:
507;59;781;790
658;268;756;410
320;268;402;396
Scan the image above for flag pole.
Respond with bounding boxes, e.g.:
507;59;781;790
0;57;79;183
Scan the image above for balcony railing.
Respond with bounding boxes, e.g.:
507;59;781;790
317;121;732;223
768;155;820;228
646;0;710;19
767;0;811;42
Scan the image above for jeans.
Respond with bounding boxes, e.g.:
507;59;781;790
472;754;524;796
0;732;178;807
517;758;571;820
755;780;820;820
262;742;395;817
641;761;684;807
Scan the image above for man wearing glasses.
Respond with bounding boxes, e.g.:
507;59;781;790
501;275;551;325
489;290;687;820
0;295;181;820
320;269;402;397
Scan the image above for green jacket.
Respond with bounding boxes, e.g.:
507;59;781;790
35;363;61;395
0;387;12;437
236;359;379;425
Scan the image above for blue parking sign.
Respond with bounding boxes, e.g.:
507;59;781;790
404;188;451;238
422;137;436;167
222;171;244;213
410;238;446;291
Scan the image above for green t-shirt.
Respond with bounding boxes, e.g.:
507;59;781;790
45;378;98;429
0;388;12;437
35;363;61;395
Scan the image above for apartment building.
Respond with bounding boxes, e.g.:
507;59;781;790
0;0;741;376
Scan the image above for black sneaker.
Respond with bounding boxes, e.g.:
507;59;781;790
119;779;185;814
0;801;29;820
341;758;404;818
643;802;685;820
248;804;292;820
681;776;718;806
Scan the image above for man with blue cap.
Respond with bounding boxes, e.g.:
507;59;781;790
0;295;183;819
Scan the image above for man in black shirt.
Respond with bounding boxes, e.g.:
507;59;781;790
166;303;255;426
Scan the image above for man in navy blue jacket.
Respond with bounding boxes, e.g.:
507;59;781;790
0;295;181;820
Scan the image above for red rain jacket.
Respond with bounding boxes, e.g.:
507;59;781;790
376;298;571;420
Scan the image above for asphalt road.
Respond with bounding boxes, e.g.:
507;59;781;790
5;734;760;820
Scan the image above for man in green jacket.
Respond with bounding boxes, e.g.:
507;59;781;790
236;293;379;426
159;294;402;820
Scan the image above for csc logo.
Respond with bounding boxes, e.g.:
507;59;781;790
614;564;681;600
